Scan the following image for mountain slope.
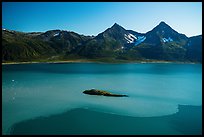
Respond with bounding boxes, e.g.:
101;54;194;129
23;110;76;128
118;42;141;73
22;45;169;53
2;30;57;62
143;21;188;45
37;30;93;54
2;29;93;62
71;23;144;59
185;35;202;62
134;22;189;61
2;22;202;63
70;23;125;58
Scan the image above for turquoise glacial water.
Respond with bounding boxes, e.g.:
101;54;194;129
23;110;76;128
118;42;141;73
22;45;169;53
2;63;202;134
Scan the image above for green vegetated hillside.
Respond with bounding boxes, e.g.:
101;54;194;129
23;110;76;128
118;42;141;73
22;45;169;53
2;22;202;63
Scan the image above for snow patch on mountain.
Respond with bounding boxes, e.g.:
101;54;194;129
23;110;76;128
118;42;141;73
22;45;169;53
124;33;137;43
134;36;146;46
124;33;146;46
162;37;173;43
53;33;60;37
129;33;137;39
3;29;14;33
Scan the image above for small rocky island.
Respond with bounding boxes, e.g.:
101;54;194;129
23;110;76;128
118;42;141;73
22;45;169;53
83;89;128;97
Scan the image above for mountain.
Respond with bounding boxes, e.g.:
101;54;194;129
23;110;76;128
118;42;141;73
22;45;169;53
37;30;93;53
2;29;57;62
185;35;202;62
70;23;145;59
2;22;202;63
96;23;144;47
2;29;93;62
134;22;189;61
143;21;188;45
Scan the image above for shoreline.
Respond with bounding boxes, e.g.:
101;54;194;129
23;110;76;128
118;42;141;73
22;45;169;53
2;59;94;65
2;59;200;65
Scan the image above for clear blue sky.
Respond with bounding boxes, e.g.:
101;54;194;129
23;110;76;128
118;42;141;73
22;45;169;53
2;2;202;37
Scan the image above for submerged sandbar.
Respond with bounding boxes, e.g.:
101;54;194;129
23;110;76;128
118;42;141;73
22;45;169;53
10;105;202;135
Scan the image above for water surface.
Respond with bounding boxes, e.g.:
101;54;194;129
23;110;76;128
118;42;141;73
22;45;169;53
2;63;202;134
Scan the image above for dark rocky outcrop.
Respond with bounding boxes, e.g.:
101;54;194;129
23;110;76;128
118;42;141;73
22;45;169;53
83;89;128;97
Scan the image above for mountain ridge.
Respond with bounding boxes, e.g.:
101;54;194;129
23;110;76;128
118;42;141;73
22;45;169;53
2;21;202;63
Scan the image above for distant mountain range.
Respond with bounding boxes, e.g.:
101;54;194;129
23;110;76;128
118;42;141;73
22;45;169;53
2;21;202;63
